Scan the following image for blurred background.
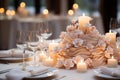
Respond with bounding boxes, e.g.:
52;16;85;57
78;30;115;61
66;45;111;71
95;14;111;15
0;0;119;50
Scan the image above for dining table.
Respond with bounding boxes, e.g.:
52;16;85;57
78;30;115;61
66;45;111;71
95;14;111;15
0;14;112;80
0;61;116;80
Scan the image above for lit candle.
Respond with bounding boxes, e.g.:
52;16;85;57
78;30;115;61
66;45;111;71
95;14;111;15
39;51;47;62
77;59;87;72
18;2;28;17
73;3;79;11
105;30;116;47
0;8;5;14
107;56;118;67
20;2;26;8
42;9;49;17
49;40;59;54
6;10;12;19
78;13;92;32
68;9;74;16
44;57;54;67
11;10;16;16
0;8;5;19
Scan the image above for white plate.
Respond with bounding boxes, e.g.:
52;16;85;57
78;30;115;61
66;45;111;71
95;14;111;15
26;68;58;79
94;69;120;79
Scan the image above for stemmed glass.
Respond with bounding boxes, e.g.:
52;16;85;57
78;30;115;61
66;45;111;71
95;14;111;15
109;18;118;33
41;23;52;40
26;31;40;66
36;22;52;41
16;30;27;70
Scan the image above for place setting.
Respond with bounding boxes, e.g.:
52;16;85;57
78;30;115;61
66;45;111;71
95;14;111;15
0;49;32;63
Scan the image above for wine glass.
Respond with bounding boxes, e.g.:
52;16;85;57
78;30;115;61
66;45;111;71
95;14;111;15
16;30;27;70
40;22;52;40
26;31;40;66
109;18;118;32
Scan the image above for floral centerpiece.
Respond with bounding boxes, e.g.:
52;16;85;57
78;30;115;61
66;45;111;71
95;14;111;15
50;15;118;69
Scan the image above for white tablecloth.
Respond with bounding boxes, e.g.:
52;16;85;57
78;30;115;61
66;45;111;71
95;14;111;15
0;63;109;80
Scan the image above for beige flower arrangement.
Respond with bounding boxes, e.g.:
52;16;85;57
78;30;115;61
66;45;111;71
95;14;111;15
52;20;118;69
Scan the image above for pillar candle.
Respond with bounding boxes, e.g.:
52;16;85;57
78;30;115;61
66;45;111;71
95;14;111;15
78;13;92;32
107;56;118;67
77;60;87;72
106;30;116;47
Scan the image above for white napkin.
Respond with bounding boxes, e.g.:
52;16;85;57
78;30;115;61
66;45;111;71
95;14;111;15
6;67;49;80
100;66;120;77
6;69;31;80
0;49;31;58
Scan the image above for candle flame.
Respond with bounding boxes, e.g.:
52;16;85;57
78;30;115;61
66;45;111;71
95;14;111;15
109;29;112;33
41;51;44;54
0;8;5;13
80;58;84;63
111;56;114;59
20;2;26;8
52;40;55;43
82;13;85;16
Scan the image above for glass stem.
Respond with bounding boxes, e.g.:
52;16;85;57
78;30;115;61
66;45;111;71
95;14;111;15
22;49;26;70
33;50;36;65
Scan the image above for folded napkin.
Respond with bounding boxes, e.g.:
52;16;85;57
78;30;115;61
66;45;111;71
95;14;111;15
0;49;31;58
99;66;120;77
6;67;49;80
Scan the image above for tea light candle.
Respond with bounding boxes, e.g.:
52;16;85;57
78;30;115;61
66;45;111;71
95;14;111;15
107;56;118;67
44;57;54;67
106;30;116;47
78;13;92;32
42;9;49;17
49;40;58;54
77;60;87;72
39;51;47;62
68;9;74;16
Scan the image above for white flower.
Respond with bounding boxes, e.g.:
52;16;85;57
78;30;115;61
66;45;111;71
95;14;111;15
64;59;74;69
56;59;64;68
106;46;113;54
73;38;83;47
66;25;76;32
73;56;83;64
60;32;66;39
96;39;106;50
86;44;94;50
